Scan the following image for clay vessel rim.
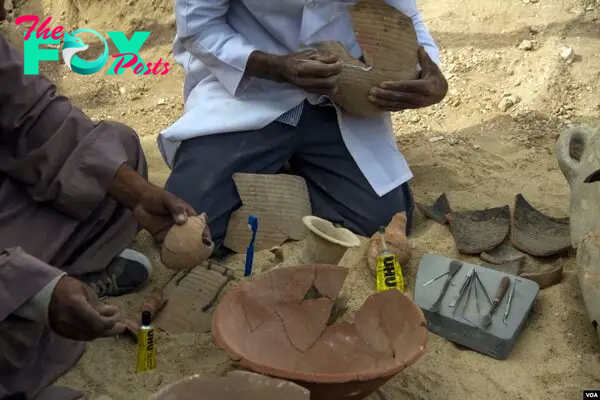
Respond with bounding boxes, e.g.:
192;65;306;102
302;215;361;248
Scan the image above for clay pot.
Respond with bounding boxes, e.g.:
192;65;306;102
366;212;412;276
149;371;310;400
161;213;214;270
301;216;361;265
212;264;428;400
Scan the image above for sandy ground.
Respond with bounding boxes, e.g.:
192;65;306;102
2;0;600;398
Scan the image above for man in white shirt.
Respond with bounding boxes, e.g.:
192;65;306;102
160;0;447;256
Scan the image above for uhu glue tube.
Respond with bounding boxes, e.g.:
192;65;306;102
135;310;156;372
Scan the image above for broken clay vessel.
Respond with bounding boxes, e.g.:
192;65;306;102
301;216;361;265
510;194;570;257
150;370;310;400
366;212;412;276
212;264;428;400
556;126;600;335
161;213;214;270
315;0;419;117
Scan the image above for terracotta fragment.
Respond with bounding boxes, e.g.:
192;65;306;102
446;206;510;254
520;258;564;289
224;173;312;253
366;212;412;276
276;298;334;352
481;260;522;276
149;371;310;400
154;262;234;334
510;194;571;257
416;193;452;225
161;213;214;270
121;287;167;338
480;239;527;265
212;264;427;400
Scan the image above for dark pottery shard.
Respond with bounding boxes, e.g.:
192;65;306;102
481;260;522;276
212;264;427;400
416;193;452;225
149;370;310;400
446;206;510;254
480;239;527;265
510;194;571;257
520;258;564;289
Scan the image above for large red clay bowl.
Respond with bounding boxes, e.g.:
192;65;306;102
212;264;428;400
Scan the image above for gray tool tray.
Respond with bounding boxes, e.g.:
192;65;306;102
414;253;540;360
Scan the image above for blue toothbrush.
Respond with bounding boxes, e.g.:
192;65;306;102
244;215;258;277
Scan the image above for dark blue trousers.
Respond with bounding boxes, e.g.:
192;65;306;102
165;102;414;255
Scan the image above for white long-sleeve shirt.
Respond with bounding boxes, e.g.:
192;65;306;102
159;0;440;196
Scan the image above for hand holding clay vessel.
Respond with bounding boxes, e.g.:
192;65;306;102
314;0;420;117
161;213;214;270
367;212;412;276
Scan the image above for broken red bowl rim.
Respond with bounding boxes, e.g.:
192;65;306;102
212;268;428;384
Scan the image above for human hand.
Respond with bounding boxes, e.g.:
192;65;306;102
368;47;448;111
108;164;197;242
133;185;197;243
48;276;125;341
275;50;343;96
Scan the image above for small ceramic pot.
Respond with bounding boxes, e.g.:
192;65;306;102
301;216;361;265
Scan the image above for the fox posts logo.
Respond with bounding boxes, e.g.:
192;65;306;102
15;15;171;76
61;30;108;75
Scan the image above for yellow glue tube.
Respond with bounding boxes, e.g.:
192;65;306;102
136;310;156;372
376;254;405;292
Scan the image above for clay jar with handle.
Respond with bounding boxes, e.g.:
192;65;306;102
556;126;600;337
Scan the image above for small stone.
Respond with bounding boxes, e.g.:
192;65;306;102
5;0;13;11
119;87;126;95
409;114;421;123
498;95;521;112
429;136;444;143
560;47;575;63
157;98;166;105
518;40;534;50
473;144;481;150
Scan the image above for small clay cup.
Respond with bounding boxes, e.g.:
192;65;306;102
301;216;361;265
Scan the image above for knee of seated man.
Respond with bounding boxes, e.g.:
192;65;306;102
359;191;414;237
102;121;145;170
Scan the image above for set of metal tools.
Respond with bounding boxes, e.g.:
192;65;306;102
423;262;520;328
